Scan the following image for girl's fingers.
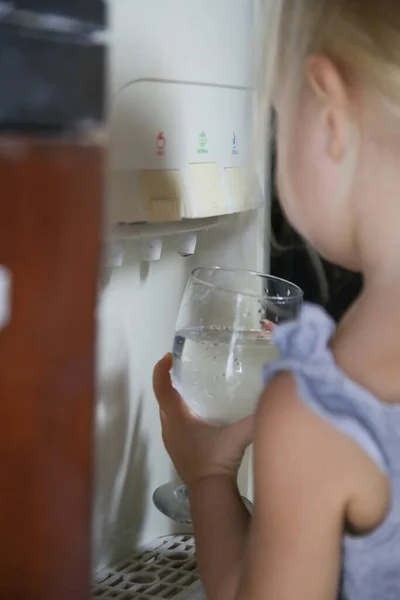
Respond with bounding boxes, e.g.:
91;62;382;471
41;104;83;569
153;354;174;403
261;319;275;332
153;354;186;420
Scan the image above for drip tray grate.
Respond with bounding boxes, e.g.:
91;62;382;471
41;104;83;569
92;534;204;599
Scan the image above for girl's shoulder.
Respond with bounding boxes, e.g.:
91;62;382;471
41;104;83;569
255;304;400;599
265;303;400;475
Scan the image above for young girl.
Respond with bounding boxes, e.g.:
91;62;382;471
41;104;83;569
153;2;400;598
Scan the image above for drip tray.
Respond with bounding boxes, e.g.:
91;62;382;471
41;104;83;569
92;535;204;599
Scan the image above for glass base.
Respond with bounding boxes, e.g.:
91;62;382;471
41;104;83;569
153;482;254;524
153;482;192;524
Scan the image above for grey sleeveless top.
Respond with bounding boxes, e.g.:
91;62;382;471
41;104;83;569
263;304;400;600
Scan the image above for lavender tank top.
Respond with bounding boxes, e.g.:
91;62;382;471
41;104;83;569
263;304;400;600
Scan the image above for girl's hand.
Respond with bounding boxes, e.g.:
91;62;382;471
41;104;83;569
153;354;254;487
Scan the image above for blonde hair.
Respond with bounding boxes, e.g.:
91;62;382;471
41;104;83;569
258;1;400;301
259;1;400;119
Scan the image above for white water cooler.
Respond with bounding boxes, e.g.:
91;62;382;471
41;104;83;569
93;2;262;598
108;0;260;228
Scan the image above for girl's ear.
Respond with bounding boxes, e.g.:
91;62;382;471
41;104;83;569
306;55;352;161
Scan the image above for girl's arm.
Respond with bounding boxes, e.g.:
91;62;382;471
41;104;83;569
189;475;251;600
189;372;353;600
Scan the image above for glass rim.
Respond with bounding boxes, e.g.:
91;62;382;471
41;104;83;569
191;266;304;301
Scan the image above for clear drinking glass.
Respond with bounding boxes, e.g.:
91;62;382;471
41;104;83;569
153;267;303;523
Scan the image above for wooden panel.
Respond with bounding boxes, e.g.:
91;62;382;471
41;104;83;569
0;137;103;600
